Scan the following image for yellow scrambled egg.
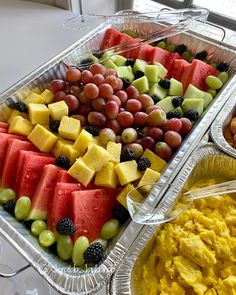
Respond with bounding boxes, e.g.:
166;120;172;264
141;181;236;295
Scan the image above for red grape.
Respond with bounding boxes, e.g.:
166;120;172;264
140;136;155;150
105;101;119;120
134;112;148;126
87;111;106;127
99;128;116;145
92;74;105;86
126;86;139;99
108;95;121;107
147;109;166;127
164;131;182;149
121;128;138;143
148;127;163;141
115;78;123;91
124;143;143;158
105;119;121;134
164;118;182;132
70;114;87;127
141;126;150;136
99;83;114;99
66;68;81;83
53;91;66;102
105;68;117;77
117;111;134;127
137;94;154;110
89;63;106;76
105;75;119;90
81;70;93;84
69;85;81;98
78;104;92;116
146;105;162;114
125;99;142;113
64;94;79;112
179;118;192;136
154;142;173;161
78;91;90;105
91;97;106;112
84;83;99;99
115;90;128;105
50;79;66;93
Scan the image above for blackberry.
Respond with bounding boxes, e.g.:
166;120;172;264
158;79;171;89
195;50;208;60
120;148;135;162
112;205;130;224
49;120;60;133
174;44;187;55
56;217;76;235
184;110;199;121
5;97;16;108
80;58;94;65
172;96;183;108
125;59;135;67
83;242;104;264
3;199;16;215
121;78;131;89
13;101;28;113
85;125;100;136
23;219;34;230
217;62;229;72
55;156;70;170
137;157;151;171
151;95;161;104
92;51;103;59
134;70;144;80
166;111;181;119
49;242;58;255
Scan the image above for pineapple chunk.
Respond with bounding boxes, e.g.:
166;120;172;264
0;104;13;122
68;158;95;186
7;109;28;124
73;129;93;156
28;124;58;152
142;149;167;172
116;183;135;209
88;136;100;147
52;138;73;158
82;144;111;172
58;116;81;141
48;101;68;120
63;144;80;164
95;162;117;188
31;87;41;94
8;116;33;136
24;92;44;105
28;103;50;125
115;160;142;186
138;168;161;187
40;89;54;104
107;142;121;164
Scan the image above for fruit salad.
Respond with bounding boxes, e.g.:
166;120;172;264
0;27;230;268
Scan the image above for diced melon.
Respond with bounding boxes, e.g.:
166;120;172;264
48;100;69;120
103;59;117;69
153;62;168;79
138;168;161;187
202;91;213;109
142;149;167;172
184;84;204;99
28;103;50;125
95;162;117;188
106;142;121;164
114;160;142;186
169;78;183;96
68;158;95;186
181;98;204;116
149;83;167;99
133;59;147;73
116;66;134;82
145;65;159;83
24;92;44;105
58;116;81;141
8;116;33;136
40;89;54;104
116;183;135;209
73;129;93;156
111;54;127;66
174;106;184;117
157;96;175;113
132;76;149;94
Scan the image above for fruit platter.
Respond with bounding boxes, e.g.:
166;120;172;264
0;10;236;295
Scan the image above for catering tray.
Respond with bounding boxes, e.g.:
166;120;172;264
1;11;236;295
110;142;236;294
211;86;236;158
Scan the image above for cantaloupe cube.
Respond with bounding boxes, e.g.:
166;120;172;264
138;168;160;187
115;160;142;186
116;183;135;209
142;149;166;172
48;101;68;120
63;144;80;164
73;129;93;155
107;142;121;164
24;92;44;105
52;138;73;158
28;124;58;153
40;89;54;104
7;109;28;124
68;158;95;186
95;162;117;188
28;103;50;125
9;116;33;136
82;144;111;172
58;116;81;141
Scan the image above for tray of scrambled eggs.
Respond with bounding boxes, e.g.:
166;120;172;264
110;143;236;295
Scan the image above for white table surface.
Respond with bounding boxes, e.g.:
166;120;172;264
0;1;107;294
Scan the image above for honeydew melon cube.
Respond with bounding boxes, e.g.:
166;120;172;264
153;62;168;79
24;92;44;105
156;96;175;113
106;141;122;164
9;116;33;136
116;183;135;209
202;91;213;109
116;66;134;82
87;54;99;63
114;160;142;186
7;109;28;124
28;124;58;153
132;76;149;94
73;129;93;156
111;54;127;66
58;116;81;141
169;78;183;96
181;98;204;115
184;84;204;99
103;59;117;69
68;158;95;186
101;50;113;61
48;101;69;120
142;149;167;172
133;59;147;73
28;103;50;125
95;162;117;188
145;65;159;83
174;106;184;117
149;83;167;99
138;168;161;187
41;89;54;104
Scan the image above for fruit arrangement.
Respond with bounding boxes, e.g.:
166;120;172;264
0;26;230;268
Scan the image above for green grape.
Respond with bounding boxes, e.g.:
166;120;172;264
72;236;89;266
39;230;55;247
0;188;16;204
210;62;217;68
14;196;31;220
91;238;108;249
157;41;166;49
100;219;119;240
31;220;47;236
57;235;73;260
217;71;229;84
205;75;223;90
182;50;191;61
207;89;217;98
165;43;176;53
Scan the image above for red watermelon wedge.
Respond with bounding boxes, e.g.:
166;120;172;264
72;188;119;242
170;59;190;81
165;52;182;78
149;47;170;66
100;28;122;50
118;33;137;58
0;122;9;129
0;128;7;133
57;170;77;183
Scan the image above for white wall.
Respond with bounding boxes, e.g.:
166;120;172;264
82;0;118;15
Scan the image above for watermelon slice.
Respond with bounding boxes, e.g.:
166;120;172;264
149;47;170;66
0;122;9;129
72;188;119;242
100;28;122;50
57;170;77;183
118;33;137;58
28;164;61;220
129;44;153;61
2;139;38;189
0;128;7;133
15;151;54;199
47;182;82;231
181;59;219;92
165;52;182;77
170;59;190;81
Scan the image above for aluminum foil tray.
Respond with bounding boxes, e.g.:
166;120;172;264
110;143;236;294
0;11;236;295
211;87;236;158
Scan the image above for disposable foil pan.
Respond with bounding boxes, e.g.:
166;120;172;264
110;143;236;294
1;12;236;295
211;87;236;158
